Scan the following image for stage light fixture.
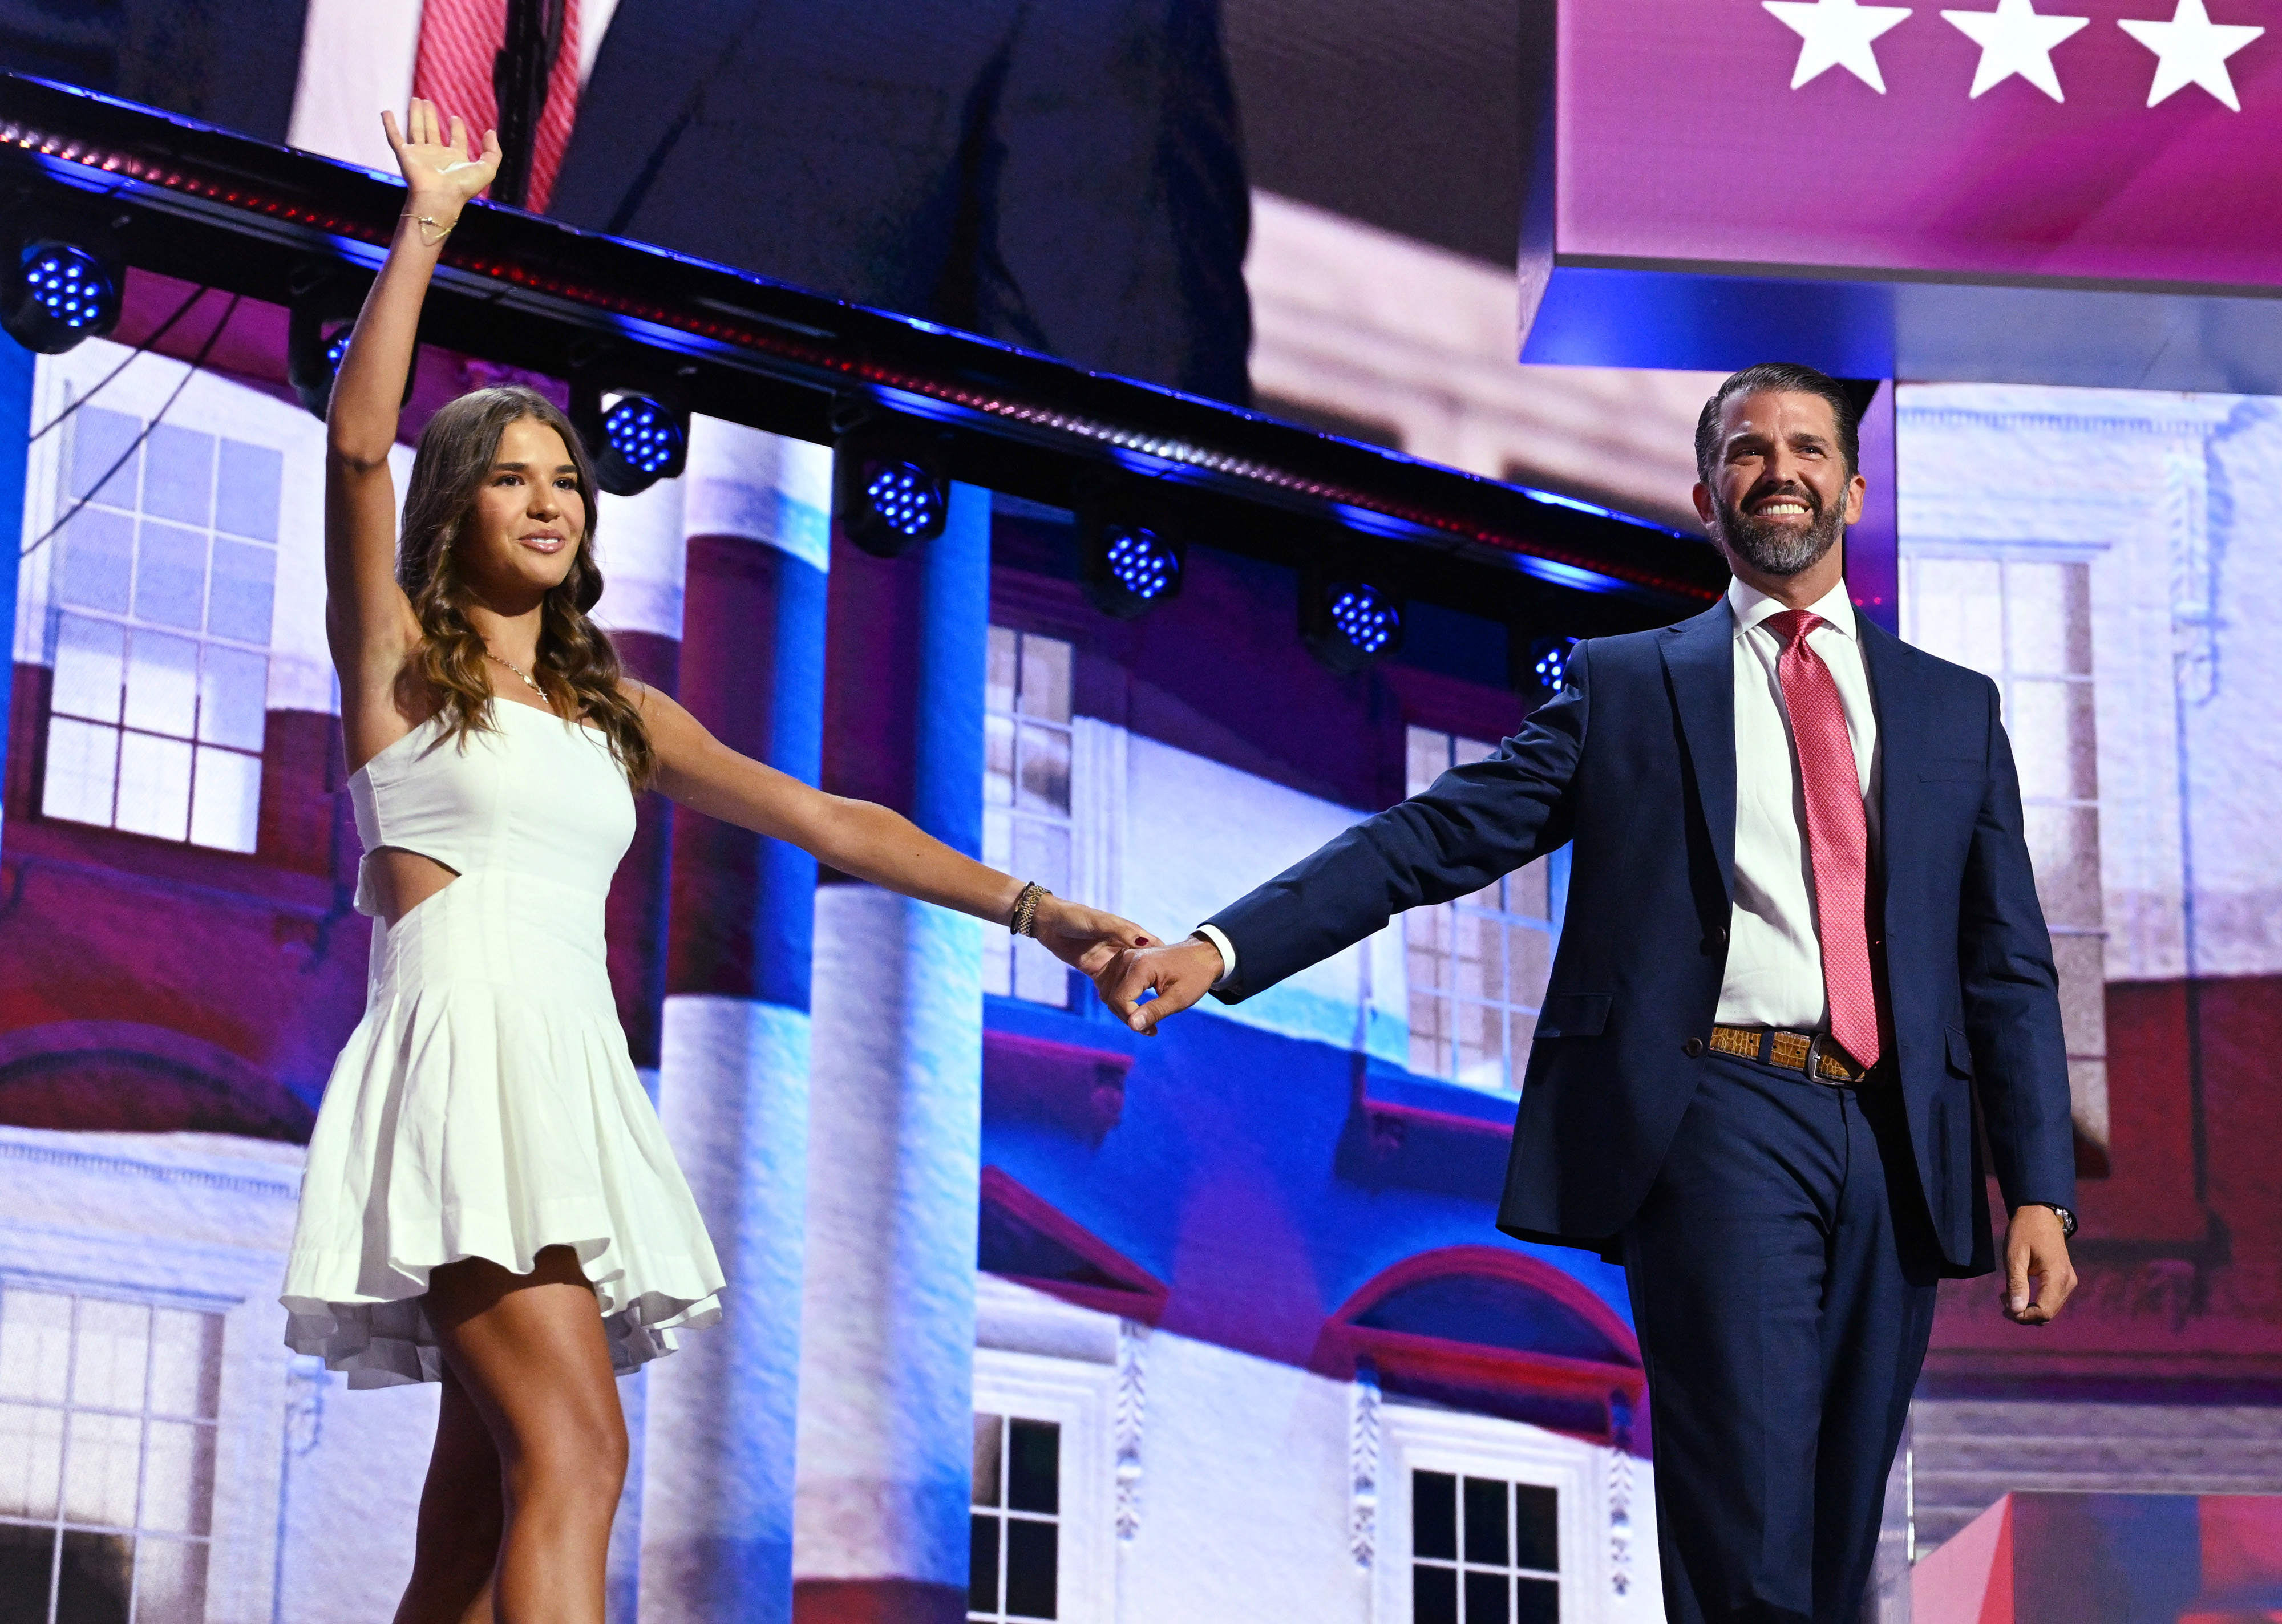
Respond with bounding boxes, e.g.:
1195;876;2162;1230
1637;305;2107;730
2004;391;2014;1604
1302;574;1404;674
834;417;952;558
1078;484;1184;619
3;238;122;354
288;268;418;420
569;380;689;497
1508;632;1581;702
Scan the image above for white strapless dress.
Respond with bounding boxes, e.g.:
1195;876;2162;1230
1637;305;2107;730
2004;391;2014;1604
281;703;725;1388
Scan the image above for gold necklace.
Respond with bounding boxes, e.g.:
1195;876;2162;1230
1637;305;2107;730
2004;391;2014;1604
484;649;544;696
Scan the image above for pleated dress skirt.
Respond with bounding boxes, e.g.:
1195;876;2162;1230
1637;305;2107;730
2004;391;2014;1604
281;863;725;1388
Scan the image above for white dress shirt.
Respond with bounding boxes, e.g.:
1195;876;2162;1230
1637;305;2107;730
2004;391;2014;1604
1717;576;1882;1031
1197;577;1881;1029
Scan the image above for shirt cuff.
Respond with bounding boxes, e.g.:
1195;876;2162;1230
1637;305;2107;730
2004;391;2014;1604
1192;924;1236;988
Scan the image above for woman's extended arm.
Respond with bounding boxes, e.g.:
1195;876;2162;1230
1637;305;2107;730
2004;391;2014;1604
325;101;501;768
638;686;1156;982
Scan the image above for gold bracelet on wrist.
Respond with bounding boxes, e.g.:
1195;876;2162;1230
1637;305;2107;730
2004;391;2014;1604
1009;881;1049;938
402;210;457;246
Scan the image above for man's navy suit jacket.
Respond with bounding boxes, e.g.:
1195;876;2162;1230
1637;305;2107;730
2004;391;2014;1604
1208;599;2079;1278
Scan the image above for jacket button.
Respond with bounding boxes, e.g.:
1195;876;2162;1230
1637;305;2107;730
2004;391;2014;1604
1682;1037;1705;1058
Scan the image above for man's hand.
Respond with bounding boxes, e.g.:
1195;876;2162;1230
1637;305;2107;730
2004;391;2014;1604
1103;936;1225;1034
2001;1205;2078;1325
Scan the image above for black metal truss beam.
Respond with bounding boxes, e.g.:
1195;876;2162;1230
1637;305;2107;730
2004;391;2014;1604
0;72;1725;635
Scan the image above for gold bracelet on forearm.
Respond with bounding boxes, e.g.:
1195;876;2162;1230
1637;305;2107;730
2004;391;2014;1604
1009;881;1049;938
402;210;457;247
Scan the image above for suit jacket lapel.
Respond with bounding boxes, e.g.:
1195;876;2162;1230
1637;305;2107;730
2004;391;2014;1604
1857;615;1917;920
1660;601;1738;902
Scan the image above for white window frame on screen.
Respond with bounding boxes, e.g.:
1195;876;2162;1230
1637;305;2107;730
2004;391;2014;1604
985;626;1083;1008
971;1346;1115;1624
1402;726;1567;1095
0;1276;230;1624
1899;544;2107;1152
14;345;308;856
1375;1402;1615;1623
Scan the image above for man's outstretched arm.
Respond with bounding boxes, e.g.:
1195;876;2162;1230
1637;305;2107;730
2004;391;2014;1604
1106;642;1596;1034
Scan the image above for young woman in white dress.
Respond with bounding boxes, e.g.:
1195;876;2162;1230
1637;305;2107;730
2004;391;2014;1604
279;103;1158;1624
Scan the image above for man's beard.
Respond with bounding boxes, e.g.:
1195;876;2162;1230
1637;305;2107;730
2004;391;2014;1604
1713;484;1846;577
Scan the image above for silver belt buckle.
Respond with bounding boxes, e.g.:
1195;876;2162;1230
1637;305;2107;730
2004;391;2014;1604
1803;1031;1841;1086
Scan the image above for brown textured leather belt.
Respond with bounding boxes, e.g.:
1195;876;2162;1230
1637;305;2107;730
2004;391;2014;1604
1707;1024;1872;1084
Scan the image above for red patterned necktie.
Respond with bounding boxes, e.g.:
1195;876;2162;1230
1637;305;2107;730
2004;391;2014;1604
412;0;582;213
1766;610;1881;1071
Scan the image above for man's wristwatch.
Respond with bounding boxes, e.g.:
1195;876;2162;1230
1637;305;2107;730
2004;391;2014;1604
2034;1202;2078;1238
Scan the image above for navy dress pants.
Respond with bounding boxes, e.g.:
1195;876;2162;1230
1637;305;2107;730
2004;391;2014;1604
1622;1052;1943;1624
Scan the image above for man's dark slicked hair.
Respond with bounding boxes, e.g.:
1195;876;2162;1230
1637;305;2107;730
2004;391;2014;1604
1693;362;1860;487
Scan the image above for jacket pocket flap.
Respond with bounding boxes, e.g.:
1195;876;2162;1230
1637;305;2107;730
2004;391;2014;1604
1944;1023;1975;1076
1538;993;1612;1038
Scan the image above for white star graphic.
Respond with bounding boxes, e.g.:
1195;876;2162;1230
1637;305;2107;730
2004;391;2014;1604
1765;0;1915;92
1941;0;2090;100
2118;0;2265;110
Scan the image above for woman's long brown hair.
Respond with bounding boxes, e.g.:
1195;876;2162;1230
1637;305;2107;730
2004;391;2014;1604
395;385;656;787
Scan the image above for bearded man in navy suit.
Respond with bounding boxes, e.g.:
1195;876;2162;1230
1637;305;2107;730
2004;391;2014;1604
1109;363;2081;1623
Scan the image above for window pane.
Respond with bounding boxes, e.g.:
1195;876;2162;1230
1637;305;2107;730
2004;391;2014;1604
1507;924;1553;1011
1464;1569;1511;1624
981;933;1013;1000
72;1301;149;1412
1413;1470;1458;1561
57;507;134;613
205;540;276;643
1907;558;2001;675
1015;635;1071;723
61;1411;142;1528
130;1535;209;1624
1003;1518;1057;1619
146;1312;221;1421
115;732;193;842
1412;1563;1458;1624
1011;819;1069;897
197;646;268;750
2001;561;2068;675
2006;681;2074;802
1408;725;1451;798
986;626;1018;718
70;406;141;505
51;614;126;723
973;1414;1004;1509
2023;805;2100;929
1516;1576;1560;1624
41;718;120;827
216;439;283;541
1515;1484;1559;1572
1455;736;1495;767
1014;724;1070;816
983;805;1013;873
0;1402;64;1517
0;1524;55;1617
0;1290;74;1402
139;1421;215;1536
133;521;207;630
141;425;213;527
124;632;199;739
968;1513;1001;1613
1464;1476;1510;1566
1006;1420;1058;1516
1011;939;1069;1009
1506;859;1549;921
55;1529;132;1624
985;715;1016;808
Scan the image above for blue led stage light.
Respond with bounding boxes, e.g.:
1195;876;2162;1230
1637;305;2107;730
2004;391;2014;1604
835;415;954;558
1532;637;1577;693
3;239;122;354
1302;573;1405;674
568;382;690;496
1080;494;1185;620
603;395;684;478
